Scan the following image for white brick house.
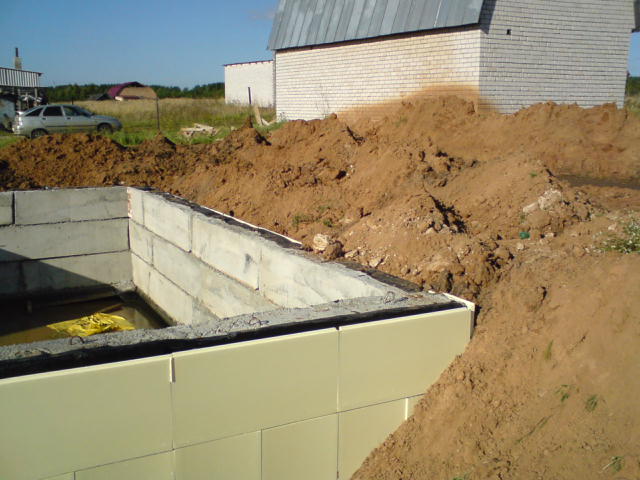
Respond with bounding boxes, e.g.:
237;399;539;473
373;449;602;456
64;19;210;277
269;0;637;119
224;60;274;107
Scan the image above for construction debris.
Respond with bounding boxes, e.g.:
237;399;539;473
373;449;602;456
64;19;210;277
179;123;219;138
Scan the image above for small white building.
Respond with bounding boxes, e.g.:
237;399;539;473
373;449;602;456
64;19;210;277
224;60;274;107
269;0;638;120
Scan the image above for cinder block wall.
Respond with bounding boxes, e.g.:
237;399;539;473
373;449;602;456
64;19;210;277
0;188;132;298
224;60;275;107
479;0;634;112
274;28;481;120
128;189;396;324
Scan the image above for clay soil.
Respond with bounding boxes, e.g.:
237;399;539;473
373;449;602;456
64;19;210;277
2;97;639;479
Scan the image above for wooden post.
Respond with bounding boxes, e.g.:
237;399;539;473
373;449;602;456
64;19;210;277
156;97;160;132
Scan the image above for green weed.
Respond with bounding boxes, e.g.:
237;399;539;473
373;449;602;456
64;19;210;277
585;395;599;412
555;384;572;403
603;456;624;472
292;213;313;228
529;171;538;178
600;218;640;254
543;340;553;361
322;218;334;228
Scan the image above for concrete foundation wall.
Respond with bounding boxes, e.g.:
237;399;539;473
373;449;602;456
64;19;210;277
128;189;401;324
224;60;274;107
0;187;475;480
0;308;473;480
274;28;481;120
479;0;635;112
0;188;132;298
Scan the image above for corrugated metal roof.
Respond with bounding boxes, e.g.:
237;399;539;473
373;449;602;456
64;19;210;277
0;67;42;88
268;0;484;50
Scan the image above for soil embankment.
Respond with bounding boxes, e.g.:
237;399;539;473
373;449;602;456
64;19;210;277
2;96;639;479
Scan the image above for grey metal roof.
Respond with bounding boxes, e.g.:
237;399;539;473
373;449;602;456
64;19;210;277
0;67;42;88
635;0;639;32
268;0;484;50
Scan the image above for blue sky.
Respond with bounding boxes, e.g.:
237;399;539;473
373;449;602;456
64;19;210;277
1;1;639;88
1;0;278;87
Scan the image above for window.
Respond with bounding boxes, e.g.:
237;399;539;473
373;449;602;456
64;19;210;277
63;106;80;116
26;107;43;117
43;106;63;116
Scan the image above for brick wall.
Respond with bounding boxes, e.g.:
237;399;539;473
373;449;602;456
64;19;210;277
479;0;634;112
275;28;481;120
224;60;274;108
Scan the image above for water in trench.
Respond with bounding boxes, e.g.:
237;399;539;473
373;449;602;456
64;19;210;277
0;292;167;347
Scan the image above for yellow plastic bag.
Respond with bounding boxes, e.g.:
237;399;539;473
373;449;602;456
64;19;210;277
47;313;135;337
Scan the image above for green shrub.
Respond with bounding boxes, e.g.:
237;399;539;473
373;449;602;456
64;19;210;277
600;219;640;254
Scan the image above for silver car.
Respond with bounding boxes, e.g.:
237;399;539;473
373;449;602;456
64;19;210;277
12;104;122;138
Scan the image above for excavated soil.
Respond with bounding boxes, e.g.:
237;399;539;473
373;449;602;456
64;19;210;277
2;96;639;479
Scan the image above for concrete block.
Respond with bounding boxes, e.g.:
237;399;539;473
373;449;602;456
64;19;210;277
262;415;338;480
22;251;133;294
191;215;261;289
75;451;173;480
127;187;145;224
0;218;129;263
0;192;13;226
197;263;278;318
0;261;21;296
172;329;338;446
338;399;406;480
148;268;193;325
0;356;172;480
338;308;472;410
153;235;276;319
131;253;152;297
259;246;389;308
142;193;191;251
129;221;153;263
175;432;260;480
14;187;127;225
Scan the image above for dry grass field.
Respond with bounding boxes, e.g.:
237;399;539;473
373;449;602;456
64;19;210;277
75;98;278;145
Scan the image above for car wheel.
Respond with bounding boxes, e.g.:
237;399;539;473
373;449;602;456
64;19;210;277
97;123;112;134
31;129;47;139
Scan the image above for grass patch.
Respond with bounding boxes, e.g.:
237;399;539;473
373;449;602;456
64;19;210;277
543;340;553;361
75;98;277;146
626;94;640;116
0;133;22;150
1;99;282;149
292;213;314;228
599;218;640;254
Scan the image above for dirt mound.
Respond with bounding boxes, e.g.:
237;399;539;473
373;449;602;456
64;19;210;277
354;253;640;480
1;96;640;479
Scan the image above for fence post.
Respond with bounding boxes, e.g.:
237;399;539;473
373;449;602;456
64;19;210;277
156;97;160;132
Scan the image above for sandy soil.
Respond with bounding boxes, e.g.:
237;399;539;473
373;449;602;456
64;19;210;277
1;96;639;479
